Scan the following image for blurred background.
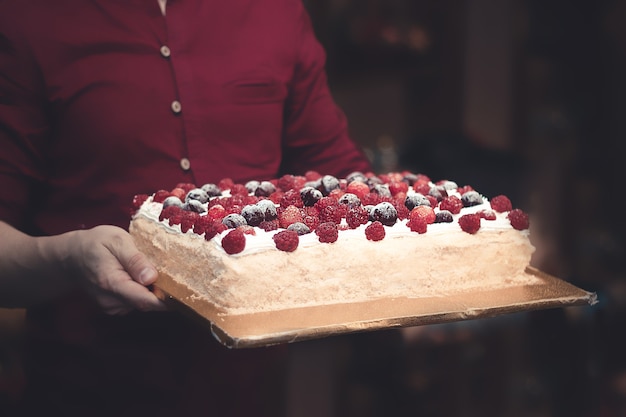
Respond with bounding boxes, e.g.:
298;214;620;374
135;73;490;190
2;0;625;415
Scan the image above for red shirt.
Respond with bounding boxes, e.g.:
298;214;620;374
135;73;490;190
0;1;370;416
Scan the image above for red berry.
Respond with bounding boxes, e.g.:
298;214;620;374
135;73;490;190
175;183;197;194
409;206;436;224
278;205;303;229
414;183;431;195
204;220;228;240
479;210;497;220
365;221;386;241
439;195;463;214
408;216;428;234
230;183;248;196
458;213;481;234
304;170;322;181
315;222;339;243
346;206;369;229
218;178;235;191
131;194;149;211
508;209;530;230
170;187;187;200
221;229;246;254
457;185;475;195
490;195;513;213
277;174;296;191
345;181;370;199
426;195;439;208
389;181;409;196
258;219;280;232
153;190;172;203
280;189;303;208
314;196;338;211
180;211;199;233
207;204;227;221
159;205;182;221
273;230;300;252
318;204;346;224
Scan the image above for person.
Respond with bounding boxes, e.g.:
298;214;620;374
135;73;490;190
0;1;371;416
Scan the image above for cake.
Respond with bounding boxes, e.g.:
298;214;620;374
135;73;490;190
129;171;539;316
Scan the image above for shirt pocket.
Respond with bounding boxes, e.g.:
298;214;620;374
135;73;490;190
222;78;287;105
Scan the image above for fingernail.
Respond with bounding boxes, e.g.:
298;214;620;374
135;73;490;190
139;267;157;285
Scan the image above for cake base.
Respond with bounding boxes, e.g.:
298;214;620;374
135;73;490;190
152;266;596;348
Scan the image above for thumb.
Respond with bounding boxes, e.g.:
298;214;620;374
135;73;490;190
104;229;158;286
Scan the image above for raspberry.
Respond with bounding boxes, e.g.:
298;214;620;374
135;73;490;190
346;206;369;229
365;221;386;241
204;220;228;240
315;222;339;243
414;183;431;195
159;205;183;222
153;189;172;203
131;194;149;212
207;204;227;221
490;195;513;213
507;209;529;230
389;181;409;196
345;181;370;199
273;230;300;252
458;213;481;234
258;219;280;232
278;205;303;229
218;178;235;191
479;210;497;220
236;225;256;235
175;183;197;194
439;195;463;214
277;174;296;191
170;187;187;201
305;170;322;181
221;229;246;254
318;204;346;224
313;196;337;211
361;192;382;206
328;188;345;200
280;189;303;208
409;206;436;224
230;183;248;196
408;216;428;234
180;211;199;233
302;214;320;231
393;201;410;220
457;185;474;195
268;190;284;204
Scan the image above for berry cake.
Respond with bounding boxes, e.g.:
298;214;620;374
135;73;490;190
129;171;539;316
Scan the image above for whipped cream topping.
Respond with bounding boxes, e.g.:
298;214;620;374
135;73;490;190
134;187;527;258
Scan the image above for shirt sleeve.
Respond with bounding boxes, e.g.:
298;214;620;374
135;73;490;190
0;21;50;231
280;3;372;178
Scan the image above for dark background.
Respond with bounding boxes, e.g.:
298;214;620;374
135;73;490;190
2;1;626;416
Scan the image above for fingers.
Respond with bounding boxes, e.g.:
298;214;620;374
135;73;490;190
75;226;168;314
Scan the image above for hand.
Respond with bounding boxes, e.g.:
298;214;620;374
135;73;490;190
66;225;167;315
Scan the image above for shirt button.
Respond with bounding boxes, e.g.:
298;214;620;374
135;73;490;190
160;45;171;58
171;100;182;114
180;158;191;171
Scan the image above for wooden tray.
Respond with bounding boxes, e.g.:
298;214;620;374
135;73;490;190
153;266;597;349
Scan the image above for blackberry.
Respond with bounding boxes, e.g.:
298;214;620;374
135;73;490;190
162;196;183;209
222;213;247;228
435;210;454;223
201;183;222;197
370;202;398;226
428;186;447;202
185;188;210;204
337;193;361;208
245;180;260;194
346;171;367;184
461;191;483;207
254;181;276;197
256;199;277;220
439;180;458;190
404;193;431;210
287;222;311;235
241;204;264;226
371;184;392;198
402;173;418;185
300;186;323;207
320;175;340;195
183;199;206;213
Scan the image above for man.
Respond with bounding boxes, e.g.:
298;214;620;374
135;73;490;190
0;1;371;415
